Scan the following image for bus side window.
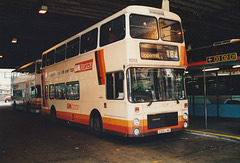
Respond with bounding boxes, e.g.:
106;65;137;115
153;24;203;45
46;50;55;66
36;85;41;98
49;84;55;99
45;85;48;99
66;38;79;59
80;28;98;54
14;90;23;97
42;54;46;68
106;71;124;100
56;44;66;62
31;86;35;97
36;61;42;74
55;83;66;100
66;81;80;100
100;15;125;47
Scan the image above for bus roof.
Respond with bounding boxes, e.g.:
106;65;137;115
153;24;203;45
12;59;41;72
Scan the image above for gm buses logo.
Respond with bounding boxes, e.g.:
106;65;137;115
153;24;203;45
74;59;93;73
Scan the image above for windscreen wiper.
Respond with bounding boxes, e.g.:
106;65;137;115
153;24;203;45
176;99;180;104
147;101;153;106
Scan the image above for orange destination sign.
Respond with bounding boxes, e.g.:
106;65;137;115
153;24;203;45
206;53;237;64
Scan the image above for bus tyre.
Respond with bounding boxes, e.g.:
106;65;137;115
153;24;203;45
50;108;57;124
26;103;30;113
90;113;103;137
13;101;17;111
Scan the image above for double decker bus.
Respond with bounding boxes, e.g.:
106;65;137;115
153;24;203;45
41;5;188;137
11;60;42;113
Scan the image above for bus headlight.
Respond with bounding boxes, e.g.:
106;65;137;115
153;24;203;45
183;121;188;128
183;113;188;120
133;118;140;126
133;128;140;137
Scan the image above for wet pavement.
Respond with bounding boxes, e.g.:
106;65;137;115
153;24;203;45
0;103;240;162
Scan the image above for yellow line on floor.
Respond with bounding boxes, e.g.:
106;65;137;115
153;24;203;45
152;129;240;163
185;129;240;140
152;156;180;163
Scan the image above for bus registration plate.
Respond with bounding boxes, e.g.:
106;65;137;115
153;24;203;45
158;128;171;134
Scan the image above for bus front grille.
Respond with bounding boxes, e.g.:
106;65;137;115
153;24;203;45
147;112;178;130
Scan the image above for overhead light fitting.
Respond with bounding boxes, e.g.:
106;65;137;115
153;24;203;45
12;38;17;44
232;65;240;68
39;5;48;14
202;68;219;72
0;55;3;58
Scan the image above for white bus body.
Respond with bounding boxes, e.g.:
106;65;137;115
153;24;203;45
11;60;42;113
41;6;188;137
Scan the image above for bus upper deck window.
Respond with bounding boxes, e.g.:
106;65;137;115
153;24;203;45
130;14;158;40
46;50;55;66
100;15;125;47
66;38;79;59
42;54;46;68
56;44;66;62
159;19;183;43
80;28;98;54
36;61;42;74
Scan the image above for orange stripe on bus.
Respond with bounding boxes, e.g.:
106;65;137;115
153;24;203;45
180;46;188;66
42;108;187;135
95;49;106;85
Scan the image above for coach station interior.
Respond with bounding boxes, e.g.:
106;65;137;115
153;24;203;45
0;0;240;137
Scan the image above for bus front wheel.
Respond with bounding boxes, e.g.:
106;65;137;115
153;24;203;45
50;107;57;124
89;112;103;137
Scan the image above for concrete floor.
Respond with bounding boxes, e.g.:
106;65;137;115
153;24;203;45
189;116;240;137
0;102;240;163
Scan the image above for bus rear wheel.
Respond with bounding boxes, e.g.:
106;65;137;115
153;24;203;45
13;101;17;111
50;108;57;124
26;103;30;112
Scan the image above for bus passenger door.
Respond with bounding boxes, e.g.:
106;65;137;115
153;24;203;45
105;71;127;134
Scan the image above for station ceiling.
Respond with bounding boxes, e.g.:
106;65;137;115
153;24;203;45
0;0;240;69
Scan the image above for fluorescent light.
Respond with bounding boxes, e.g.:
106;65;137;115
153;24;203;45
202;68;219;72
39;5;48;14
0;55;3;58
232;65;240;68
12;38;17;43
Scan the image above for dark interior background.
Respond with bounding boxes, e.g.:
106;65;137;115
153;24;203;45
0;0;239;68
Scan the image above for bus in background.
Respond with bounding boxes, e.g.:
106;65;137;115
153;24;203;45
11;59;42;113
41;5;188;137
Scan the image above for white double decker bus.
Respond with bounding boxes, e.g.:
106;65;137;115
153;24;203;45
41;5;188;137
11;60;42;113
